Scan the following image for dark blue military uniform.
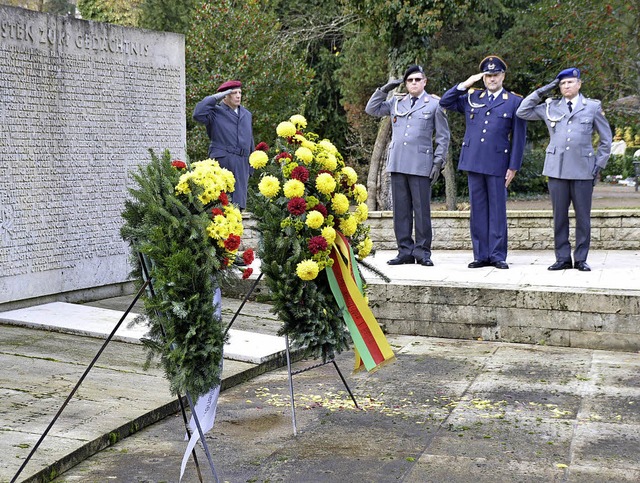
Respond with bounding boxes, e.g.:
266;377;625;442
440;56;527;266
193;81;254;209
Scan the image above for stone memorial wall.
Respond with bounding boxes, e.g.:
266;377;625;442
0;6;185;306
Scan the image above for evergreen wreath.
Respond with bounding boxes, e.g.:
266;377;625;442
121;149;251;399
249;115;384;361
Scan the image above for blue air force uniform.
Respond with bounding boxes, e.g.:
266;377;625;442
439;56;527;266
193;80;254;209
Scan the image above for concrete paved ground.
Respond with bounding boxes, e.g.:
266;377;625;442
1;249;640;482
51;334;640;483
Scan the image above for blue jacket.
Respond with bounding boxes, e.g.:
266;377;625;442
193;96;254;208
440;86;527;176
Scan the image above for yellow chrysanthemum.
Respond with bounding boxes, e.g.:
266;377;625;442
355;203;369;223
175;159;235;205
296;259;320;281
258;175;281;198
353;184;368;203
357;237;373;258
175;180;191;194
295;146;314;164
331;193;350;215
318;139;338;154
206;222;226;240
293;133;307;144
249;150;269;169
339;215;358;236
283;179;305;199
276;121;297;138
290;114;308;129
341;166;358;185
321;226;337;245
316;172;336;195
301;139;316;151
305;210;325;229
323;153;338;171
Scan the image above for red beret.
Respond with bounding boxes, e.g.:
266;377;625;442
217;80;242;92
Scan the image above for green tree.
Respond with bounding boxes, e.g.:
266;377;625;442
137;0;197;34
76;0;141;26
43;0;74;15
272;0;356;159
498;0;639;130
185;0;313;162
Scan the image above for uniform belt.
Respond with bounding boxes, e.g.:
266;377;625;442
211;142;247;157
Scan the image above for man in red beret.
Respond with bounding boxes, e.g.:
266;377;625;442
193;80;254;209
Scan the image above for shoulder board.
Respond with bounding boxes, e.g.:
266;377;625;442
430;94;441;100
469;88;477;94
511;91;523;98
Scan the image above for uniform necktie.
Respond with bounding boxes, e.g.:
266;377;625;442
567;101;573;112
488;94;494;104
410;96;418;107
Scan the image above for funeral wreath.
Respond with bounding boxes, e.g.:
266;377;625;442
121;149;252;399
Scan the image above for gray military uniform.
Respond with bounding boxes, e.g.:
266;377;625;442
516;92;612;263
365;89;450;260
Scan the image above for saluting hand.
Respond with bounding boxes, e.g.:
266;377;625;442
536;79;559;97
461;72;485;90
380;79;402;93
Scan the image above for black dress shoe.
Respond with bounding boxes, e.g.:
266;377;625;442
548;260;573;271
492;261;509;269
574;261;591;272
387;255;415;265
419;257;434;266
468;260;490;268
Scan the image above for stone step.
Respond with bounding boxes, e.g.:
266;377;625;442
228;249;640;352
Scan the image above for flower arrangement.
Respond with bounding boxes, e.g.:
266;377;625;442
121;149;252;399
249;115;377;361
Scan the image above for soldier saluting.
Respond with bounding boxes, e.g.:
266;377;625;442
440;55;527;270
516;68;612;272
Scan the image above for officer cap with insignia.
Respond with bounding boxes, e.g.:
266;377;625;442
479;55;507;74
556;67;580;81
403;64;425;83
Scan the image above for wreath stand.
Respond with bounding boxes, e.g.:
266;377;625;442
223;272;361;437
284;335;359;436
10;255;222;483
9;277;217;483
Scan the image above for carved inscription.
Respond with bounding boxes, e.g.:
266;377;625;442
0;6;185;301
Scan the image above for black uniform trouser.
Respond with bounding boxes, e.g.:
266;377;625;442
548;177;593;263
390;172;432;260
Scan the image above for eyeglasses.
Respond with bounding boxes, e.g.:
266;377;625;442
406;77;424;83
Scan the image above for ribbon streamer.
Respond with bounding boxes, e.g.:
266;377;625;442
326;233;395;371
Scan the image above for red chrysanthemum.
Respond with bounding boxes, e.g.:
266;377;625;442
290;166;310;183
313;203;328;218
211;208;224;217
219;192;229;206
171;160;187;169
224;234;241;251
242;267;254;279
308;235;328;255
255;141;270;152
275;152;292;162
287;130;304;144
287;197;307;215
242;248;255;265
